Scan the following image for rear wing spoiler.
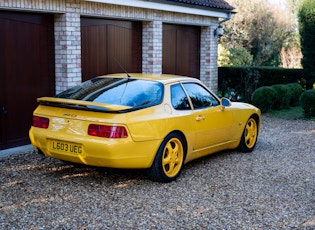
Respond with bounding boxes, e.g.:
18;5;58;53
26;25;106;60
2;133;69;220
37;97;132;112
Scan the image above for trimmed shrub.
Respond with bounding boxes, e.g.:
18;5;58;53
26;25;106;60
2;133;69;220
218;67;308;100
251;86;277;113
300;90;315;117
287;83;303;106
271;84;291;110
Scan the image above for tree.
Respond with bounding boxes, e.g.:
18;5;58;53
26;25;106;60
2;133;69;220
298;0;315;89
280;35;302;68
287;0;303;14
218;45;253;67
221;0;299;67
218;44;232;67
298;0;315;70
229;47;253;66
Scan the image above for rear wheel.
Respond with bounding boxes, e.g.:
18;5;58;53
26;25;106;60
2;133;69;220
238;117;258;152
147;133;185;182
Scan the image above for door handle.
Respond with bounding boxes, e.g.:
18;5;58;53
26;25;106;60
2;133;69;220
196;115;205;121
2;105;8;116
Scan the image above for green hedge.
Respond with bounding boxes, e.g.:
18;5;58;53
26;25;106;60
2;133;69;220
287;83;303;106
271;84;291;110
252;83;304;113
300;90;315;117
218;67;310;102
251;86;277;113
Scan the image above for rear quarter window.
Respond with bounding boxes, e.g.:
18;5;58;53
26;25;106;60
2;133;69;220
171;84;191;110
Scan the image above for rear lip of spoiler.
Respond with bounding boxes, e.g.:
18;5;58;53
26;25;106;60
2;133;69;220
37;97;132;111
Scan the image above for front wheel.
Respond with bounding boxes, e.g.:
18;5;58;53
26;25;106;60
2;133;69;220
238;117;258;152
147;133;185;182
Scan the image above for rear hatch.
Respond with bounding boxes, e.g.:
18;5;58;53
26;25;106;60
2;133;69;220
31;76;164;141
33;97;131;137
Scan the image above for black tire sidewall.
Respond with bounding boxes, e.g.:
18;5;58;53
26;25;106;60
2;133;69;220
238;117;258;153
147;133;185;182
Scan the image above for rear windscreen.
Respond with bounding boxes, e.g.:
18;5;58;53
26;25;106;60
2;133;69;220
56;77;164;108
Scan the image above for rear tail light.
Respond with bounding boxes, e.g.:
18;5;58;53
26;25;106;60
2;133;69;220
88;124;128;138
32;116;49;129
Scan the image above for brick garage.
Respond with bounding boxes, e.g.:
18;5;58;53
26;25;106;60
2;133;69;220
0;0;234;149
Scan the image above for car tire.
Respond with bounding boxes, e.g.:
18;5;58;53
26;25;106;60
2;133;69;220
238;117;258;152
147;133;185;183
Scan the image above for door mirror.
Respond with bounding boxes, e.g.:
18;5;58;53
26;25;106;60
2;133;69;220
220;98;231;111
221;98;231;107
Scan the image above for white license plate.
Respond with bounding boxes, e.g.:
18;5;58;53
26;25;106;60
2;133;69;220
50;140;83;154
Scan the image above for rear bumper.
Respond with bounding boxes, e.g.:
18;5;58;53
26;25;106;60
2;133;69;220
29;127;161;168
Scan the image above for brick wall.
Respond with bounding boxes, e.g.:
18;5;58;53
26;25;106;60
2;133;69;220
54;0;81;92
200;25;220;92
142;20;163;74
0;0;66;12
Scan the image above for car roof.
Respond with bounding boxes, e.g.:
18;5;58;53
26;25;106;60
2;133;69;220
97;73;200;84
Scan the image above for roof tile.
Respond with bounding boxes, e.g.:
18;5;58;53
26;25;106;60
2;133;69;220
162;0;234;10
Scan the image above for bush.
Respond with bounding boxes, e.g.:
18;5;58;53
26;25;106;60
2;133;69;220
287;83;303;106
300;90;315;117
271;84;291;110
218;67;308;100
251;86;277;113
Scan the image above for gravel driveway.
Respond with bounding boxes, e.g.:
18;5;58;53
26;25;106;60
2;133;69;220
1;115;314;229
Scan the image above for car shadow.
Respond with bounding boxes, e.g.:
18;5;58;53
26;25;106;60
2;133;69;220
43;158;149;185
36;142;266;185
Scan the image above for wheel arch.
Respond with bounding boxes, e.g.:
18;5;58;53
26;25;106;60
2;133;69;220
237;113;260;152
164;130;188;160
147;130;188;182
250;113;261;134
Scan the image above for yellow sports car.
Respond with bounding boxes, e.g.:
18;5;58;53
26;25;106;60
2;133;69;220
29;73;261;182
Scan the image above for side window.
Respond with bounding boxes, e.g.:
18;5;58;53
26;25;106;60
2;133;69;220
171;84;191;110
182;83;219;109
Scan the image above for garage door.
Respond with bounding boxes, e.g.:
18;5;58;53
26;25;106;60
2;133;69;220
163;24;200;78
81;18;142;81
0;11;55;150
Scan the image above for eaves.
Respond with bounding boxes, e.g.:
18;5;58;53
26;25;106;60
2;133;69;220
84;0;234;19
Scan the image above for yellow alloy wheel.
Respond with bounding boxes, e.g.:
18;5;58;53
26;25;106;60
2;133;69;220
244;118;258;149
147;133;185;182
162;137;184;178
238;117;258;152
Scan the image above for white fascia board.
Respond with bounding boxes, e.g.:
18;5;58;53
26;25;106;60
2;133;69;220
84;0;232;19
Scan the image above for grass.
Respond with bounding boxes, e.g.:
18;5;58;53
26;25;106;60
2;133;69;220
267;106;305;120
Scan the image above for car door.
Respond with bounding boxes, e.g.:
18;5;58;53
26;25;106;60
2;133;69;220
182;82;236;150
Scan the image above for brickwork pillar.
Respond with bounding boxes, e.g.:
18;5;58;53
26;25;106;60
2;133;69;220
142;20;163;74
200;25;218;93
54;0;81;94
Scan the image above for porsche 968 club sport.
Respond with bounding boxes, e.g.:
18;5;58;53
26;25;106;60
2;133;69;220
29;73;261;182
